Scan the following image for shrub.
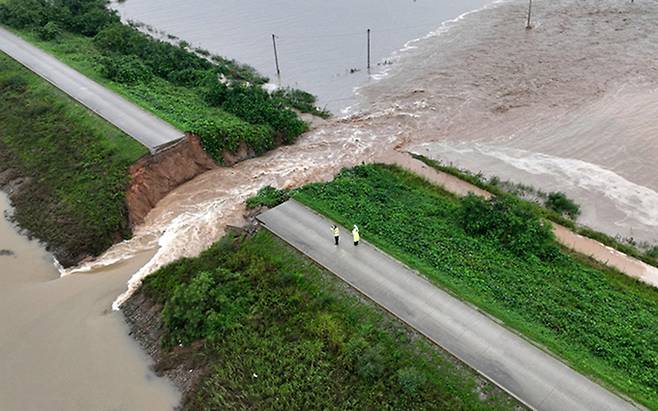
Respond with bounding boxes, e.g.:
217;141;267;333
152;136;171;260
647;246;658;260
272;87;331;118
398;367;427;396
545;192;581;220
356;345;386;381
99;55;152;84
202;81;307;144
94;23;145;55
246;186;290;209
0;75;28;93
162;269;252;345
0;0;48;28
191;117;273;162
70;8;118;36
37;21;62;40
459;194;559;260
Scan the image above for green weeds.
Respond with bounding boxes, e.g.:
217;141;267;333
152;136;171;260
0;53;146;265
0;0;323;161
295;164;658;409
142;231;519;410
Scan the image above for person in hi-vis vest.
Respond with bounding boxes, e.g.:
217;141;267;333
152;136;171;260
332;224;340;246
352;225;360;246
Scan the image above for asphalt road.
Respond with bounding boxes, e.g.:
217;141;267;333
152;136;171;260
0;26;185;152
257;200;641;411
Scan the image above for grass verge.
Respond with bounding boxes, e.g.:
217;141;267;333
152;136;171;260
0;52;146;265
140;230;521;410
412;153;658;268
0;0;329;162
294;164;658;409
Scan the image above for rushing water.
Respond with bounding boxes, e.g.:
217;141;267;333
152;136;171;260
0;193;180;410
4;0;658;409
359;0;658;243
66;0;657;309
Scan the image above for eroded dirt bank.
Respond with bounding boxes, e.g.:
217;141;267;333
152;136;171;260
0;133;267;266
126;135;217;227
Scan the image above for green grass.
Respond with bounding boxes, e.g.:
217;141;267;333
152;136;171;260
413;154;658;268
294;164;658;410
0;0;320;161
0;52;146;265
141;231;520;410
11;30;260;148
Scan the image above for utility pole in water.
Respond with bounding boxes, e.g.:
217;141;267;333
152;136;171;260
526;0;533;29
272;34;281;76
367;29;371;72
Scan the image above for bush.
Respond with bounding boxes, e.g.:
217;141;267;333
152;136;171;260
545;192;581;220
37;21;62;40
99;55;152;84
398;367;427;396
70;8;118;36
246;186;290;209
0;0;48;28
191;117;273;162
272;87;331;118
460;194;559;261
204;82;308;142
162;269;252;346
94;23;145;55
0;75;28;93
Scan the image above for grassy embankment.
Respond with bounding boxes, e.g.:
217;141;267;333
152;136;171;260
412;154;658;268
140;230;520;410
0;53;146;265
292;164;658;409
0;0;328;162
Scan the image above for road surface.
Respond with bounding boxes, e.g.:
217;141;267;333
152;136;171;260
257;200;640;411
0;26;184;152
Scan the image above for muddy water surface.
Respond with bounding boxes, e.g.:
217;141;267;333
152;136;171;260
112;0;492;112
68;0;658;310
360;0;658;242
0;193;179;410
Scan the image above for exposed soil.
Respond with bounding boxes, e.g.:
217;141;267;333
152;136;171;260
126;135;217;227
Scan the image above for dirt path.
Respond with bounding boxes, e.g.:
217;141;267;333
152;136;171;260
378;150;658;288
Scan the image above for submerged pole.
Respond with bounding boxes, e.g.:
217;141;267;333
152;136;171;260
526;0;533;29
367;29;371;71
272;34;281;76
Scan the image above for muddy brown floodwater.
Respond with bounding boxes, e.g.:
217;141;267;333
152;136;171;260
0;193;180;410
62;0;658;309
4;0;658;409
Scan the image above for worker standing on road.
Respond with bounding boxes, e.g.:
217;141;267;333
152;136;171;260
332;224;340;246
352;225;360;246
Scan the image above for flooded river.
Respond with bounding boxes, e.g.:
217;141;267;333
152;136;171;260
0;193;180;410
3;0;658;409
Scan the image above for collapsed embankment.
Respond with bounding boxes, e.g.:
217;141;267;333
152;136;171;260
126;135;216;227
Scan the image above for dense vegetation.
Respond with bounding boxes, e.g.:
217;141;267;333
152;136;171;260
0;0;328;162
0;53;146;265
245;185;291;209
412;154;658;268
141;230;519;410
295;164;658;409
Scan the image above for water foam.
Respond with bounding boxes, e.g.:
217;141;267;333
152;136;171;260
420;142;658;233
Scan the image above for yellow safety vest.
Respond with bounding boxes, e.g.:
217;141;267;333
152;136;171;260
353;229;360;242
333;227;340;237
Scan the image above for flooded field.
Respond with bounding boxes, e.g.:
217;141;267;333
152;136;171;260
112;0;491;112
